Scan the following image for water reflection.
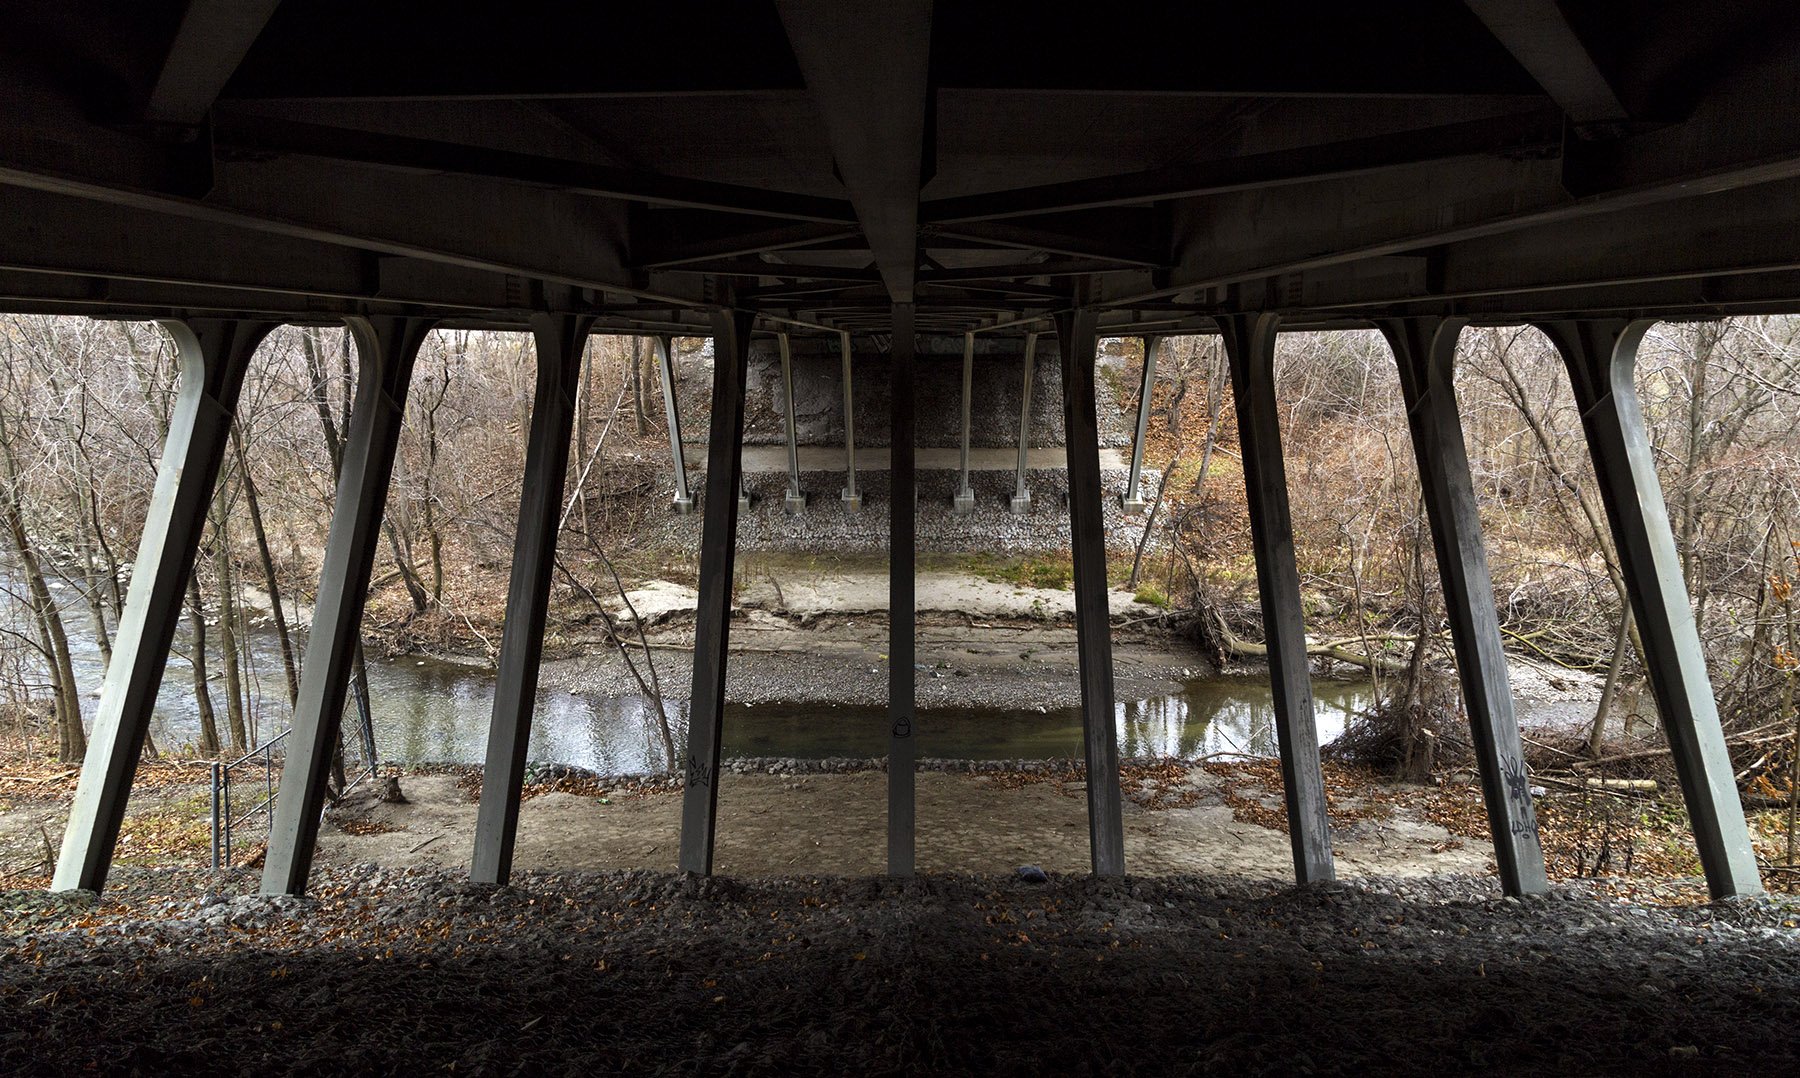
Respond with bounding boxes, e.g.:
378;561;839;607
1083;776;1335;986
15;570;1376;775
347;667;1372;775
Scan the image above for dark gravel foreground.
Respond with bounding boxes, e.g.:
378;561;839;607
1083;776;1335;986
3;867;1798;1077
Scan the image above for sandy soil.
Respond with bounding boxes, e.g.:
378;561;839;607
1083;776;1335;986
317;768;1492;881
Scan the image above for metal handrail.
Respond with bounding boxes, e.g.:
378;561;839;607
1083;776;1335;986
210;729;289;870
208;666;382;871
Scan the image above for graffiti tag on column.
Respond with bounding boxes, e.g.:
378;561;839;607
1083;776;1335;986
686;754;714;790
1501;753;1541;842
1501;754;1530;802
892;713;913;739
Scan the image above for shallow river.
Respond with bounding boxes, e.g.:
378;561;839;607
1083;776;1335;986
29;575;1376;772
375;659;1375;774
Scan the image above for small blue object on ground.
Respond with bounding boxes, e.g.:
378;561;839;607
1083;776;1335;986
1016;865;1048;883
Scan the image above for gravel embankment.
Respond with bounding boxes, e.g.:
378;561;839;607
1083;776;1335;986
3;865;1797;1075
641;465;1163;557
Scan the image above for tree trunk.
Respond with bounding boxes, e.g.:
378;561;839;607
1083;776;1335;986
385;520;431;614
213;495;249;756
1128;445;1180;591
300;327;344;474
187;574;221;758
576;340;593;536
74;512;112;669
0;419;84;762
87;486;125;618
427;509;444;603
234;428;299;706
23;592;66;760
1783;582;1799;865
1189;343;1228;498
1676;323;1719;609
421;375;445;603
1589;607;1635;755
631;337;649;436
1400;500;1433;712
1163;378;1188;439
17;536;84;762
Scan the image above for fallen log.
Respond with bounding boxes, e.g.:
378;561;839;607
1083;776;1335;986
1581;777;1659;792
1214;621;1413;677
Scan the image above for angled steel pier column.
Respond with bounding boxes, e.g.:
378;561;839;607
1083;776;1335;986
1380;318;1547;895
888;303;917;875
1055;309;1125;875
1219;313;1334;885
263;317;432;896
656;336;694;515
678;307;755;875
55;319;271;893
839;330;862;512
777;332;805;515
1010;332;1039;515
953;331;976;515
1540;319;1761;898
471;315;593;886
1122;335;1161;514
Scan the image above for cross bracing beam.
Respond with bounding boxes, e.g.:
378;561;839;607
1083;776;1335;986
919;260;1132;283
775;0;933;302
0;159;638;300
659;260;884;283
633;218;864;270
1192;176;1800;320
145;1;285;128
1463;0;1628;130
2;2;1797;341
927;213;1166;269
1095;37;1800;310
0;184;550;315
1557;33;1800;195
1147;159;1800;310
214;116;858;223
1366;271;1800;322
920;110;1562;224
